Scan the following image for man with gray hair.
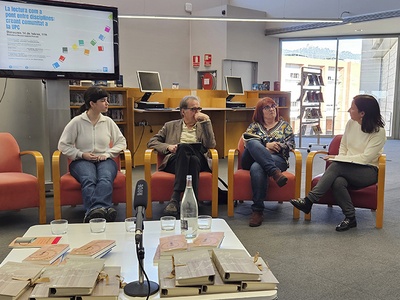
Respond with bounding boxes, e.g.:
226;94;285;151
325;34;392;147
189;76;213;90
147;95;216;217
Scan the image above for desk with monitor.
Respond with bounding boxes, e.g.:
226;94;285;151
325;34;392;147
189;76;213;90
1;219;278;300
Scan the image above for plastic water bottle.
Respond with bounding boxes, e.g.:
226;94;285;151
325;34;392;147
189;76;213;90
180;175;198;239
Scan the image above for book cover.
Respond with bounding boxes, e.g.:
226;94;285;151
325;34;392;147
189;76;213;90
68;240;116;259
173;250;215;286
77;266;121;300
158;259;201;298
201;264;240;294
0;262;44;300
22;244;70;265
241;257;279;291
9;237;62;248
191;232;224;251
158;235;188;255
48;259;105;296
328;157;368;166
211;249;262;282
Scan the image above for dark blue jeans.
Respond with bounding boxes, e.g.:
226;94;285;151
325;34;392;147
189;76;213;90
69;158;117;215
242;139;288;212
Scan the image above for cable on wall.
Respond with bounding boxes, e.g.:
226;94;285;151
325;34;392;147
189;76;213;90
0;78;8;103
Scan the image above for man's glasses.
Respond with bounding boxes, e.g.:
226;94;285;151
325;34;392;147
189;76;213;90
186;107;202;112
263;104;277;110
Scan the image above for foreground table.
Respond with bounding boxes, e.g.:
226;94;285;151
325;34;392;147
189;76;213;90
2;218;277;299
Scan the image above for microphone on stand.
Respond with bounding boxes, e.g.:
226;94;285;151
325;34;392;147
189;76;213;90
124;179;159;297
133;180;147;244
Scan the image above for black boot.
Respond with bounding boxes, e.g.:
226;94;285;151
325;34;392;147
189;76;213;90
290;197;313;214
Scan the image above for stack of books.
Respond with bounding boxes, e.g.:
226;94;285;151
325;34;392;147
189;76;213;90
0;258;121;300
158;248;279;297
1;238;121;300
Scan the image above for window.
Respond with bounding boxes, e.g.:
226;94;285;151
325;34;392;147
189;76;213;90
281;37;397;143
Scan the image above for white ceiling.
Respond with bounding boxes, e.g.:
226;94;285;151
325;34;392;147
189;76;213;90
265;16;400;38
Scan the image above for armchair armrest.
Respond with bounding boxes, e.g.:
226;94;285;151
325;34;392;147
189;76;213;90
208;149;219;218
144;148;157;219
376;154;386;228
227;148;239;217
21;150;46;224
121;149;133;218
305;150;328;195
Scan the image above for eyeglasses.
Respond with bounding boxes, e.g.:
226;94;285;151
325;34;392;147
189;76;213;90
186;107;202;112
263;104;277;110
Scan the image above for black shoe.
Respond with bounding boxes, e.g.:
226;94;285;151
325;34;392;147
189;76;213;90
163;199;179;217
290;197;313;214
83;207;107;223
336;217;357;232
106;207;117;222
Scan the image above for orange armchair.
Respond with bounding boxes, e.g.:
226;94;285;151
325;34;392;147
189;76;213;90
0;132;46;224
305;135;386;228
227;137;302;218
144;148;219;219
52;150;133;220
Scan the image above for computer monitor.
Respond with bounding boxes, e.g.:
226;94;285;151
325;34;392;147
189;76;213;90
225;76;244;102
136;71;163;102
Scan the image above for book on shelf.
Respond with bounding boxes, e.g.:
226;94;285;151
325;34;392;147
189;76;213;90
9;236;62;248
23;244;70;265
241;257;279;292
173;250;215;286
0;262;44;300
48;258;105;296
76;266;121;300
317;74;325;86
191;232;224;251
158;258;201;298
201;264;240;294
312;125;323;134
68;240;116;259
211;249;262;282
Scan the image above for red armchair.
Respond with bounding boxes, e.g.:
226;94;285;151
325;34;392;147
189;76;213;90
144;148;219;219
227;137;302;218
52;150;133;220
305;135;386;228
0;132;46;224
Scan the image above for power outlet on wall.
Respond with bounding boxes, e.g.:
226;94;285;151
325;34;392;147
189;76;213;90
185;3;192;13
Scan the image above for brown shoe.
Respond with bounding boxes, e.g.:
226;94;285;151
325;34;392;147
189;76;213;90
272;169;288;187
249;211;263;227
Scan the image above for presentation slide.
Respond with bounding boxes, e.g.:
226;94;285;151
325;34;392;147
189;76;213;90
0;1;115;73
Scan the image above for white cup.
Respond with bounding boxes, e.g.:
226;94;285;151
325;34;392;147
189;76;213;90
50;219;68;235
90;218;106;233
125;217;137;233
198;215;212;230
160;216;176;231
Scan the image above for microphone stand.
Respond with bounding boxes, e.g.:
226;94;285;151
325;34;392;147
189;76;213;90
124;226;159;297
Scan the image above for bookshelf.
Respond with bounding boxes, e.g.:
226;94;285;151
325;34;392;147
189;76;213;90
298;67;327;152
69;86;133;154
76;88;290;166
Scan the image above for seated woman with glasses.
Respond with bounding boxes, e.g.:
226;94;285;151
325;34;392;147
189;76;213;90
242;97;295;227
147;95;216;217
